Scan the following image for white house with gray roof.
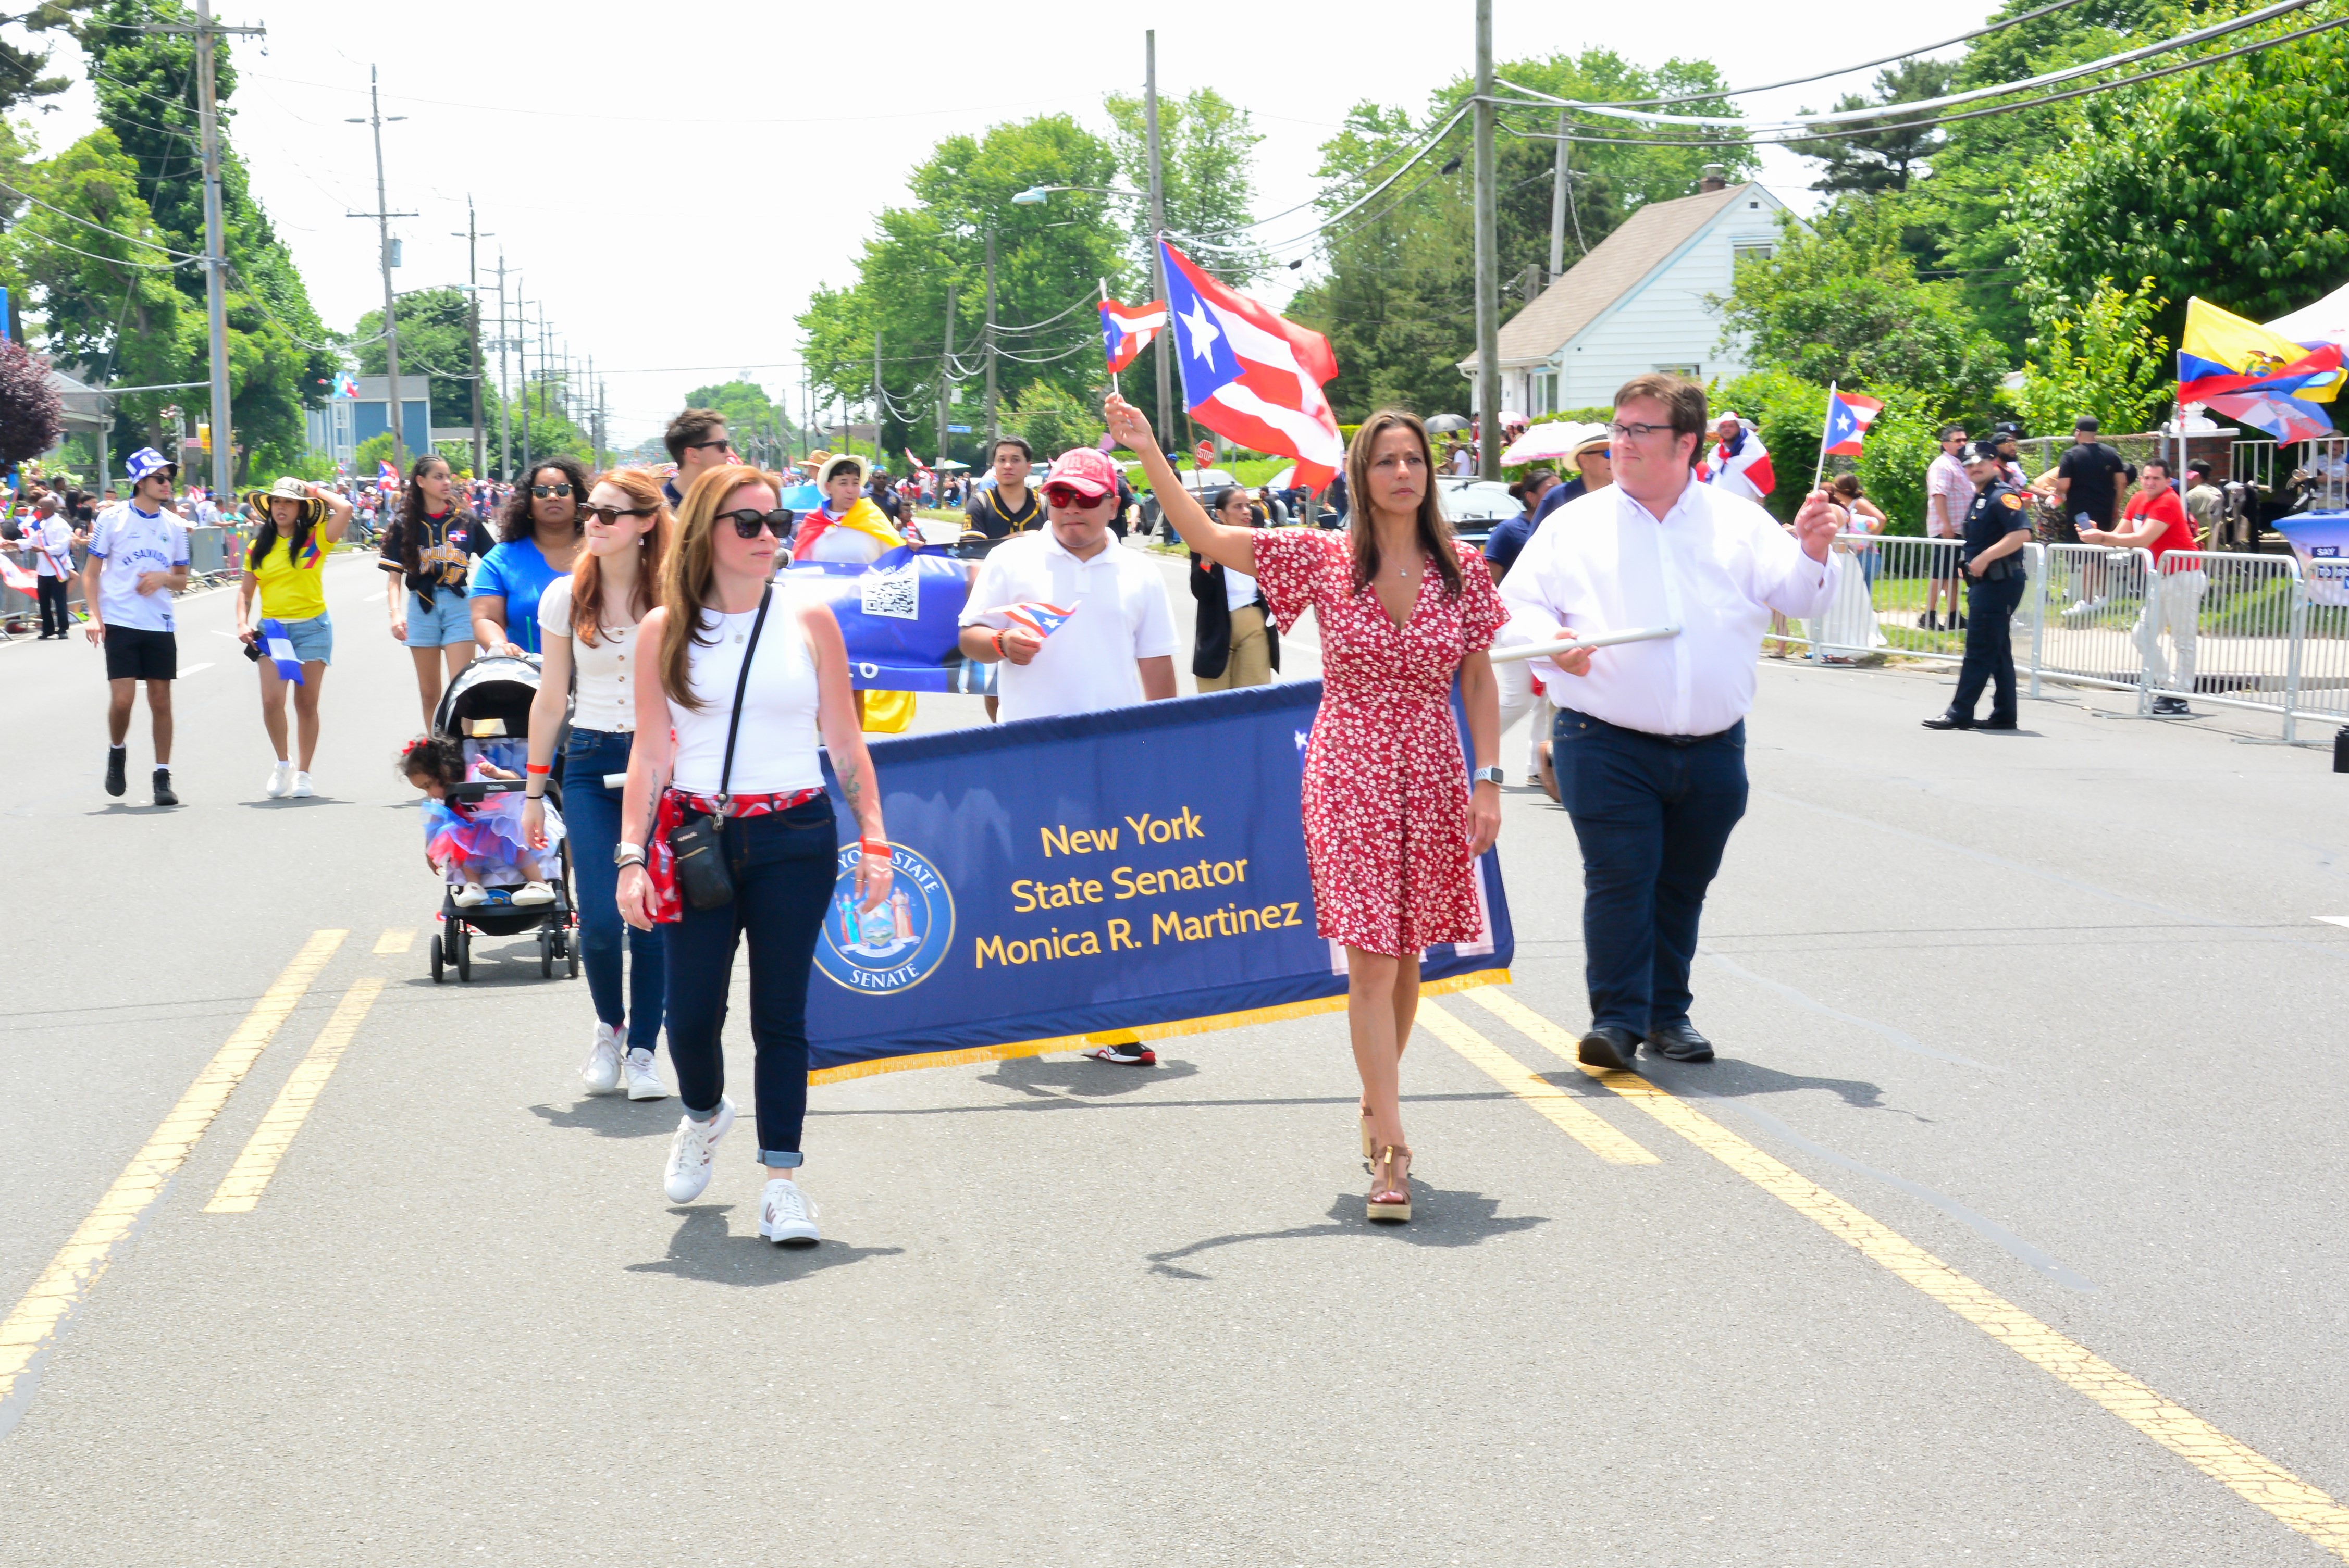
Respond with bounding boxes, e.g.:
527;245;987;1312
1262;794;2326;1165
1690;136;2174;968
1458;178;1799;416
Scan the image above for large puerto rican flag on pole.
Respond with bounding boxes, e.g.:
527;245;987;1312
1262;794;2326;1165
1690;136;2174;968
1100;298;1167;374
1822;388;1883;456
1158;240;1345;491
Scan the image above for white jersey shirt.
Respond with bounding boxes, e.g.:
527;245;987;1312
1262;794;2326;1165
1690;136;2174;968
31;512;74;576
960;527;1177;722
87;502;189;632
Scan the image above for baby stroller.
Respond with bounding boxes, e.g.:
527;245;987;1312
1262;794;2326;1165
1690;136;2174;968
427;653;577;983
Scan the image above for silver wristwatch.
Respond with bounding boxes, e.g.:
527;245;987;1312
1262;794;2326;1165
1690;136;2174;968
1470;765;1506;785
614;842;647;869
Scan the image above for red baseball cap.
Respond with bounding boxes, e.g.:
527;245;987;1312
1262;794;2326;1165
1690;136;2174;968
1044;447;1119;500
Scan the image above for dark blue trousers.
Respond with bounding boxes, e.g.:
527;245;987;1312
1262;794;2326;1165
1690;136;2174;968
1951;573;2025;723
661;799;837;1166
563;728;666;1053
1552;709;1748;1036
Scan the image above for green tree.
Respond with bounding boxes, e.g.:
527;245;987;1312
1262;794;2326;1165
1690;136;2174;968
2008;276;2170;438
1104;86;1265;285
2011;19;2349;348
1784;59;1956;195
1289;49;1755;423
350;287;478;428
1002;380;1091;462
79;0;337;479
679;379;797;457
798;114;1130;458
1715;196;2008;415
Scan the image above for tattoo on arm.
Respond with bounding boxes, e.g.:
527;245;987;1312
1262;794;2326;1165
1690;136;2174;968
839;760;863;808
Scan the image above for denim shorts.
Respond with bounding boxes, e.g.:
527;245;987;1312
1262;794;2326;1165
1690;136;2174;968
405;589;473;648
276;612;333;665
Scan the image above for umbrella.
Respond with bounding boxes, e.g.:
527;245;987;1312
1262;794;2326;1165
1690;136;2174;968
1424;414;1471;434
1501;421;1598;467
934;459;970;471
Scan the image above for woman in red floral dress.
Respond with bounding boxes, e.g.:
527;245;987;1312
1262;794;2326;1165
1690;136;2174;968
1106;397;1506;1223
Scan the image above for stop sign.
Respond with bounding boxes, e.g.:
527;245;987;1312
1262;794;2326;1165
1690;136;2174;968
1194;441;1215;469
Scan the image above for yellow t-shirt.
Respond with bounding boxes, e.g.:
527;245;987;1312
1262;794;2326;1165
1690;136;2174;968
251;531;329;621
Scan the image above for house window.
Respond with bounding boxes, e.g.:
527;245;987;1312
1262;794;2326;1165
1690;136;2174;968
1654;363;1700;380
1731;242;1775;270
1535;370;1560;414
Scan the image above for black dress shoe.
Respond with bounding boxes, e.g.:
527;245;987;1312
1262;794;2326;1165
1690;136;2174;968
1921;711;1973;730
1577;1025;1640;1071
1643;1022;1715;1063
1977;715;2019;730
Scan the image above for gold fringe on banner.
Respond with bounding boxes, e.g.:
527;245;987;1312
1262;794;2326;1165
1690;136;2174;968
806;968;1514;1087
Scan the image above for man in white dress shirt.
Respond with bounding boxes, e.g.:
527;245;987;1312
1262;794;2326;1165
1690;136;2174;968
1498;374;1843;1069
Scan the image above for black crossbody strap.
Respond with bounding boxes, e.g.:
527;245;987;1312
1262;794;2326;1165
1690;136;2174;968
714;585;773;809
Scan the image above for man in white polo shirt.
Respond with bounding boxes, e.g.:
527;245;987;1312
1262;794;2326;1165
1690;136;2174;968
959;445;1178;1065
958;446;1177;722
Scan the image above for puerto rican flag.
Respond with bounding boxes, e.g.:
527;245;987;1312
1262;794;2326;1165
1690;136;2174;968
1822;388;1884;456
0;553;34;594
990;601;1076;640
377;459;399;486
1158;240;1344;491
1099;298;1167;375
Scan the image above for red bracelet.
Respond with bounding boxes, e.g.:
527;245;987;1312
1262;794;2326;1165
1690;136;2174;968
525;763;551;775
861;837;892;855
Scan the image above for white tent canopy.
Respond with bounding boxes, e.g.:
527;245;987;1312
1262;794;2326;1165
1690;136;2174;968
2267;280;2349;346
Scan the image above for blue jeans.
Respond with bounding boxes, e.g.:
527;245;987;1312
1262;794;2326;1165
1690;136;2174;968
562;728;665;1052
661;799;837;1166
1552;709;1748;1036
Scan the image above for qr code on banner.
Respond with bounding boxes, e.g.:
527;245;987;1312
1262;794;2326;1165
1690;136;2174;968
860;563;919;621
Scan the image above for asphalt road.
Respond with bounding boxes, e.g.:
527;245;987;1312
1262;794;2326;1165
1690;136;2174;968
5;544;2349;1566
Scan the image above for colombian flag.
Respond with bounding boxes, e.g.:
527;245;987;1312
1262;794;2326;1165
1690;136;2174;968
2178;297;2343;443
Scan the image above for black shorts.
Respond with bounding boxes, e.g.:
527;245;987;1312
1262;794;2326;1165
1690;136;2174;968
1928;544;1960;580
104;625;176;682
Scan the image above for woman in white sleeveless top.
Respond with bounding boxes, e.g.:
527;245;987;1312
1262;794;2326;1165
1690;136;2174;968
616;464;892;1246
523;467;674;1102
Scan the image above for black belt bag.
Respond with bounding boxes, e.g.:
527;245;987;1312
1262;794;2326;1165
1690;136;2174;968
668;587;772;912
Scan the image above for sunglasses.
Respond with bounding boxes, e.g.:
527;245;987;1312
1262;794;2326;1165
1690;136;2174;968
685;438;735;452
583;504;655;525
1042;485;1107;508
716;507;795;539
530;482;575;499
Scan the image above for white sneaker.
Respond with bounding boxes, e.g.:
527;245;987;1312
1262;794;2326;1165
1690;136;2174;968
264;760;292;798
452;881;488;907
758;1176;820;1246
581;1023;622;1094
663;1096;735;1203
512;880;555;906
624;1048;670;1101
291;771;315;798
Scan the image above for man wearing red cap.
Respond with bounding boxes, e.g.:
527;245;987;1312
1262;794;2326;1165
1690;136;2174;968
959;446;1179;1066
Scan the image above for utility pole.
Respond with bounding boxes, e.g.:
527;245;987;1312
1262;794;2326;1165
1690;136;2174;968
345;67;416;472
492;254;511;481
1472;0;1501;482
516;295;533;481
983;227;999;443
870;330;883;460
936;284;956;471
1549;110;1571;283
1145;29;1171;435
451;197;491;479
146;2;264;497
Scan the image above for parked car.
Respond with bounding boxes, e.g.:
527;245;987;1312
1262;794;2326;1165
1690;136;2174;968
1435;476;1516;550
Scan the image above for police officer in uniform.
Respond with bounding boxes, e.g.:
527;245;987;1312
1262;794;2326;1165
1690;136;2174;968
1924;440;2031;731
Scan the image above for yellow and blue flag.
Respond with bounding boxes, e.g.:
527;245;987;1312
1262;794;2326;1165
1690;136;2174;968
2178;296;2343;443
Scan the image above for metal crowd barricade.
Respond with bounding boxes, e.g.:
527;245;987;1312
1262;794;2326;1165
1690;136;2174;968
2034;543;2154;695
2127;549;2304;727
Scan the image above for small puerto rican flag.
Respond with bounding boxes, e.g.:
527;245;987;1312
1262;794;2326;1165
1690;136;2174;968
1099;298;1168;374
258;617;306;683
1822;388;1884;457
992;601;1076;640
0;553;34;594
377;459;399;486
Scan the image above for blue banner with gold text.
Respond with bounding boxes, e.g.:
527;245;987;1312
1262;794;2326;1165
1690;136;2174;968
808;681;1513;1078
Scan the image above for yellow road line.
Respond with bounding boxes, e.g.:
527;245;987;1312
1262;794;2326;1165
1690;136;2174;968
372;928;415;955
205;978;386;1214
1465;987;2349;1560
1416;1001;1655;1164
0;930;347;1404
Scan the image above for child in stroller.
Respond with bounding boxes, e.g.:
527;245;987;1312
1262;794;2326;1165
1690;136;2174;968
400;734;563;905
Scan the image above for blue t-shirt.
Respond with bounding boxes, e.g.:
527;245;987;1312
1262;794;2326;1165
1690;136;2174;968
469;537;563;654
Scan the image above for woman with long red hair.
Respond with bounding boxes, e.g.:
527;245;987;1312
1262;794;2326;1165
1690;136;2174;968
524;467;676;1100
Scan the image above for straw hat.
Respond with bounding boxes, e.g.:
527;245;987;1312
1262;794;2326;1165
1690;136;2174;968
817;452;869;488
242;475;326;527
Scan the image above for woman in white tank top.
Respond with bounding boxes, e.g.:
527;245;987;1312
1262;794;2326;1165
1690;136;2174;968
523;467;674;1104
616;464;892;1246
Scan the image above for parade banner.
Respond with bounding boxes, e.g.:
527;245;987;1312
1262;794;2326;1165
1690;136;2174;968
780;545;993;695
805;680;1514;1080
2273;513;2349;607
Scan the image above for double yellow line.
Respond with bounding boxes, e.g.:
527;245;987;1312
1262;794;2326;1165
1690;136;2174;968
1424;988;2349;1561
1;930;390;1408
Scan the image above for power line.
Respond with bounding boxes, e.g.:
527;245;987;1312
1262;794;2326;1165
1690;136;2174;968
243;70;1083;128
0;181;204;258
